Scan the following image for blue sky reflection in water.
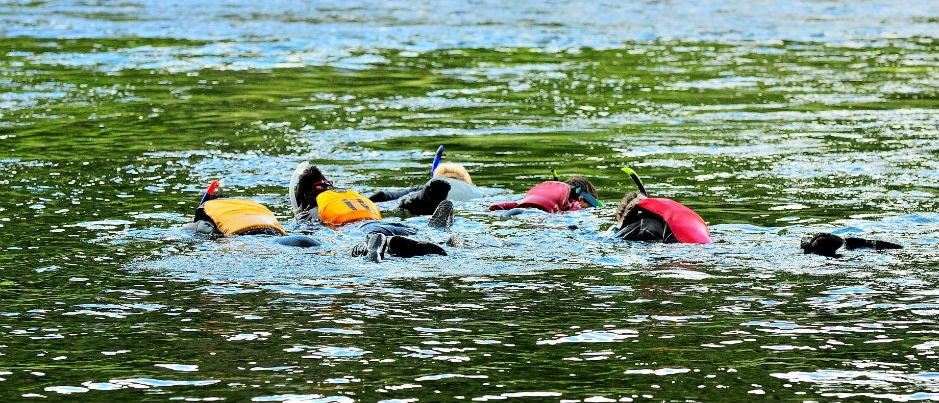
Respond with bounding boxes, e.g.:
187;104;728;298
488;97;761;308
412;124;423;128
1;0;939;402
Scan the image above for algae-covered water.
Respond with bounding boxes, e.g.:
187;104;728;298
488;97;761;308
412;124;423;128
2;1;939;402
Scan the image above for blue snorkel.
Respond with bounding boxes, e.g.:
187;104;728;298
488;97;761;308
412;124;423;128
620;167;648;196
431;145;444;177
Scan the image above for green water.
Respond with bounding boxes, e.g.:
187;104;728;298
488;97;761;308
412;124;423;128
3;3;939;402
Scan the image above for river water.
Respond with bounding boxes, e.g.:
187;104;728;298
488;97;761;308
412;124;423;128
2;1;939;402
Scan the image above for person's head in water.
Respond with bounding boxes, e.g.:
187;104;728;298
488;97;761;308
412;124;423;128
433;162;473;184
294;164;333;210
614;190;646;228
565;175;598;209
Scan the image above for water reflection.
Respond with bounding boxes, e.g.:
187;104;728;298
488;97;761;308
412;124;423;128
3;1;936;72
2;0;939;401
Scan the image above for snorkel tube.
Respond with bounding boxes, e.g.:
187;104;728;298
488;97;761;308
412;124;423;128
199;180;221;206
620;167;648;196
431;145;444;177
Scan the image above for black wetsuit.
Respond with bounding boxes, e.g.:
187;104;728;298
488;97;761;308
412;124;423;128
614;214;679;243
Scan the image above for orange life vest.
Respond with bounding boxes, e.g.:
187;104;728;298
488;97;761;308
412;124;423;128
201;199;287;236
316;189;382;226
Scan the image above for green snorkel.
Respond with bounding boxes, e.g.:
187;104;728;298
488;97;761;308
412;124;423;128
620;167;648;196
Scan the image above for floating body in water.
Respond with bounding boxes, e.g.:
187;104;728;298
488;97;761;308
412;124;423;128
801;232;902;257
489;175;600;216
369;147;483;215
611;191;712;244
289;162;455;262
428;162;484;201
184;182;320;248
607;167;711;244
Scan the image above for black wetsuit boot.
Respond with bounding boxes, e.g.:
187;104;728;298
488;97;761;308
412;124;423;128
368;186;422;203
386;236;447;258
428;200;454;228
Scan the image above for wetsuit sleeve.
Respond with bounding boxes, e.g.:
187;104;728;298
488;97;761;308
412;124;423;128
368;185;422;203
398;179;451;215
489;201;520;211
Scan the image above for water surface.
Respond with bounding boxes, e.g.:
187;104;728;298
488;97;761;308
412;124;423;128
2;1;939;402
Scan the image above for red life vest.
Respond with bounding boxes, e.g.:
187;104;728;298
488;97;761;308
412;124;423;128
635;198;711;244
489;181;579;213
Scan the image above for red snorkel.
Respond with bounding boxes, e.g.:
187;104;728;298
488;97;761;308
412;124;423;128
199;180;220;206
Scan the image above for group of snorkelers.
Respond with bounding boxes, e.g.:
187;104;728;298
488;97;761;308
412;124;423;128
184;145;902;262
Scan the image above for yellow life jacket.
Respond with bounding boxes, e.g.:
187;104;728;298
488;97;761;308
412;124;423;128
201;199;287;236
316;189;382;226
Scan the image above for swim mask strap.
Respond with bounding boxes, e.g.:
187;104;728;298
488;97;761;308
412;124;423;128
312;179;333;191
575;187;602;208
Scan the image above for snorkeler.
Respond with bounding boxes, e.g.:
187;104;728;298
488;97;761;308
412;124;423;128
800;232;902;257
610;168;712;244
289;162;456;262
184;180;320;248
488;171;600;215
369;145;484;215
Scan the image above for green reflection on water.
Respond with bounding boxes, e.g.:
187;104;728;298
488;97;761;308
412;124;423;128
1;36;939;402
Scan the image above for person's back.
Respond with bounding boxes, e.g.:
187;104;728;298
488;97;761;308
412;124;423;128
489;175;600;214
369;162;482;213
289;161;456;262
612;191;711;244
183;181;319;248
